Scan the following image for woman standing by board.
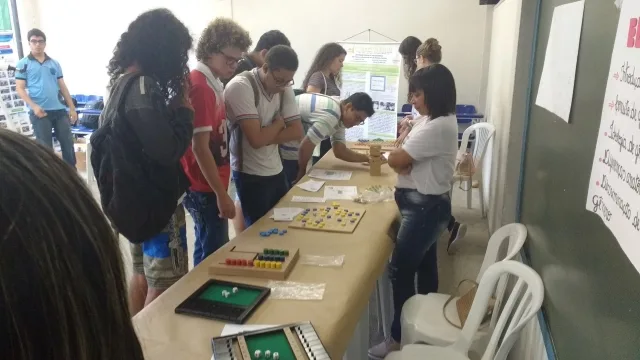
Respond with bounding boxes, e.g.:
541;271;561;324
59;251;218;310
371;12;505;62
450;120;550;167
302;42;347;164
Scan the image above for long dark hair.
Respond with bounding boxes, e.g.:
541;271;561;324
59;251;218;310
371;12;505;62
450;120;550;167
107;8;192;101
399;36;421;80
302;42;347;89
0;130;143;360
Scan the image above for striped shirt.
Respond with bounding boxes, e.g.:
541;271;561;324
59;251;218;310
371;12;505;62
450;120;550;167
296;93;345;157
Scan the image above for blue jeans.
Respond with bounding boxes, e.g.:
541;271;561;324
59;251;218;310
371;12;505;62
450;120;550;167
282;159;299;189
30;109;76;166
233;170;288;228
390;189;452;342
182;190;229;266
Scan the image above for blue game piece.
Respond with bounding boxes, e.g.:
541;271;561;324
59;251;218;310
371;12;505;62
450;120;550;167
282;229;287;234
260;231;271;237
270;228;278;234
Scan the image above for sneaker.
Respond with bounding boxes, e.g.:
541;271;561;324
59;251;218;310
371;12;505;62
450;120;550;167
447;222;467;254
368;338;400;360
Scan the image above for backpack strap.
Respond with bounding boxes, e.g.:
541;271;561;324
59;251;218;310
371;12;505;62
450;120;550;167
229;70;260;173
240;70;260;108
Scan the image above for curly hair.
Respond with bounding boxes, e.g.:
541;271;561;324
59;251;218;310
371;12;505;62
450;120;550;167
302;43;347;90
196;18;252;61
107;8;192;101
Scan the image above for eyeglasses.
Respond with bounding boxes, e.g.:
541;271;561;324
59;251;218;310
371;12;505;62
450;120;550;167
270;72;294;88
30;40;45;45
219;50;242;66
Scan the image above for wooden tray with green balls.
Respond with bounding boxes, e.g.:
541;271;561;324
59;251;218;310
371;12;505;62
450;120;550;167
174;279;270;324
211;322;330;360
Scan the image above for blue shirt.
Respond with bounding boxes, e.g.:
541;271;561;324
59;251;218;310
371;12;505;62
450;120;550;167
15;53;65;111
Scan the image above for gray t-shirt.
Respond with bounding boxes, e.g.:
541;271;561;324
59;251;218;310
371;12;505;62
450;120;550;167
396;114;458;195
308;71;341;96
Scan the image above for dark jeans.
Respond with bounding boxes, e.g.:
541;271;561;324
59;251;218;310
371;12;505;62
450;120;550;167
390;189;452;342
282;159;299;190
30;109;76;166
232;170;288;228
182;190;229;266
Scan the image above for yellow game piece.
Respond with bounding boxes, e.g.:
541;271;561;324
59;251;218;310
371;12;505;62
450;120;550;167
254;260;260;267
332;202;340;206
296;216;303;221
341;214;346;217
276;262;282;269
270;261;276;269
341;223;346;227
319;224;325;228
259;260;265;268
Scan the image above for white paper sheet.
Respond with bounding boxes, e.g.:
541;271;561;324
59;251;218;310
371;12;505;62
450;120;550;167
270;207;304;221
535;0;585;122
323;186;359;200
308;169;352;181
291;196;326;203
296;179;325;192
220;324;277;336
586;0;640;273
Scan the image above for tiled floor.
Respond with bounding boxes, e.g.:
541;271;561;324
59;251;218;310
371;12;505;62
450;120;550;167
84;172;489;355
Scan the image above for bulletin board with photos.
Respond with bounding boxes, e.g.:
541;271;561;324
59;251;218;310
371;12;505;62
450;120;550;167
0;68;31;135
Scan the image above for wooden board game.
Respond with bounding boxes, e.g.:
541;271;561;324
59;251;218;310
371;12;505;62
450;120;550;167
208;245;299;280
175;279;270;323
212;322;330;360
288;203;366;234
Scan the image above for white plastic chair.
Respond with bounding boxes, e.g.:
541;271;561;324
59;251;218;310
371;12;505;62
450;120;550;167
400;223;527;350
452;122;495;217
386;260;544;360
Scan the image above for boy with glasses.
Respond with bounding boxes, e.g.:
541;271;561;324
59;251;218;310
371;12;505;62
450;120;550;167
294;92;375;183
15;28;78;167
224;45;303;227
181;19;252;265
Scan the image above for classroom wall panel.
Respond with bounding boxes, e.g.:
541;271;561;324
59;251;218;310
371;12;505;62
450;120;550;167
520;0;640;359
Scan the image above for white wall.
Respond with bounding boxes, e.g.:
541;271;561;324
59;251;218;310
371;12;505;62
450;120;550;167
18;0;490;107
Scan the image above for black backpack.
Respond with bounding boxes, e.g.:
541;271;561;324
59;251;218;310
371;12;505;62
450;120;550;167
90;73;188;243
79;99;104;129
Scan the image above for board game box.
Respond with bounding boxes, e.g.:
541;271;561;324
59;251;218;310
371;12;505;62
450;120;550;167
209;246;299;280
288;203;366;234
212;322;330;360
175;279;270;324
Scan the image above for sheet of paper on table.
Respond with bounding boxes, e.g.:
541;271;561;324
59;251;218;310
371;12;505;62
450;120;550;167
270;207;304;221
534;0;585;123
220;324;278;336
323;186;359;200
291;196;326;203
308;169;353;181
296;179;325;192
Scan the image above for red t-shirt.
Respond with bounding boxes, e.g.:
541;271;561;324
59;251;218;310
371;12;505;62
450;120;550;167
181;70;230;193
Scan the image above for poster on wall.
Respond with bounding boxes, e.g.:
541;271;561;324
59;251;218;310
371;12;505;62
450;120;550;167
338;42;401;141
586;0;640;273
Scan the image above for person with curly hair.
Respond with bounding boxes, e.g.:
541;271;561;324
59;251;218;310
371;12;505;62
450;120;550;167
90;8;194;315
181;18;251;266
225;45;303;227
300;42;347;165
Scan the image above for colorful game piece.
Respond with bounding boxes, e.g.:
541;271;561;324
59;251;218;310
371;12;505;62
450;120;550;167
225;258;231;265
253;260;260;267
254;350;261;358
232;287;238;294
356;212;360;216
270;228;278;234
265;350;271;358
273;352;279;360
276;262;282;269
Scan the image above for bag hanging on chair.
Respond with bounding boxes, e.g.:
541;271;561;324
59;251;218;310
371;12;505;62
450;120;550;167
443;279;495;329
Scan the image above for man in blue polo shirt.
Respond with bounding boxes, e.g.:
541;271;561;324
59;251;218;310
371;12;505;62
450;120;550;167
16;28;78;166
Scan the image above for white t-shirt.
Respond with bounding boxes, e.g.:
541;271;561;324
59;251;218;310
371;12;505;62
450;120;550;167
224;69;301;176
396;114;458;195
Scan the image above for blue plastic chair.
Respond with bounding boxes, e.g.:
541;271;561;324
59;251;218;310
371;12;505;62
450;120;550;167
401;104;413;113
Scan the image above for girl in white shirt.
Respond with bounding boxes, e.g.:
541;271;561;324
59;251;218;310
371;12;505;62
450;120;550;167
369;64;458;358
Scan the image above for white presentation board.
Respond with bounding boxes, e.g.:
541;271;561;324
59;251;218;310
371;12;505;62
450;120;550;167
338;42;401;141
586;0;640;273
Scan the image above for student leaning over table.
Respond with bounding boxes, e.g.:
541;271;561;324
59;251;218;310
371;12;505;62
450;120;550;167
0;130;144;360
368;64;458;360
294;92;375;183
